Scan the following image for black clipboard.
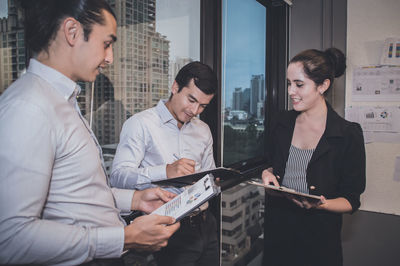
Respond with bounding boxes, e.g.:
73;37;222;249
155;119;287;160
247;181;322;204
152;167;244;189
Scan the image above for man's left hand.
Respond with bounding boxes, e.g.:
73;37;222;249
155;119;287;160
131;187;176;213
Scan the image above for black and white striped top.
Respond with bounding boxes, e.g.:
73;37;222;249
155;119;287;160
282;145;315;194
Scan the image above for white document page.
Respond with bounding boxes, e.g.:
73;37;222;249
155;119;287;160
152;174;218;220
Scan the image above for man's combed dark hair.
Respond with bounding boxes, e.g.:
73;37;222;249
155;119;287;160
19;0;115;55
289;47;346;93
175;61;218;95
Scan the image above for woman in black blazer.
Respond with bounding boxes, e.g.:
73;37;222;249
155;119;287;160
262;48;366;266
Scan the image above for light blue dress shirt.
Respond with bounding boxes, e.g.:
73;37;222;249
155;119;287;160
0;59;134;265
110;100;216;193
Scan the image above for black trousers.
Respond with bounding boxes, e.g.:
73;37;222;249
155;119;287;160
264;198;343;266
81;211;219;266
155;210;219;266
80;251;152;266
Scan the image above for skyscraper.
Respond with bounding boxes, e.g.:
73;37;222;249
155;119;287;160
0;0;25;94
250;74;264;118
84;0;171;146
242;87;251;114
232;87;242;110
169;56;192;88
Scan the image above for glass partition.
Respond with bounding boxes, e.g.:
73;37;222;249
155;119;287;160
79;0;201;174
221;0;266;265
222;0;266;167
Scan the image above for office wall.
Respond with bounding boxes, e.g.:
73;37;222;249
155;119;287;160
290;0;400;266
289;0;347;115
342;1;400;264
346;0;400;215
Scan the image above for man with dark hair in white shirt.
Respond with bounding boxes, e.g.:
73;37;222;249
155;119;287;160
0;0;179;265
111;61;219;266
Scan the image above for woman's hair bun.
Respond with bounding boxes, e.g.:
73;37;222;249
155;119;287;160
325;48;346;78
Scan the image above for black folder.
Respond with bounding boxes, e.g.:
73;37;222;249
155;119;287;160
152;167;245;190
248;180;322;204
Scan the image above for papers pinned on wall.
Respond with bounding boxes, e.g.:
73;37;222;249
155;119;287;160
352;65;400;102
345;106;400;143
381;37;400;66
394;156;400;182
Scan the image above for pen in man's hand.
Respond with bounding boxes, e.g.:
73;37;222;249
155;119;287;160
173;153;199;172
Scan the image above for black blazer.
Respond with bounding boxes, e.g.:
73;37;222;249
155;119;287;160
266;103;366;212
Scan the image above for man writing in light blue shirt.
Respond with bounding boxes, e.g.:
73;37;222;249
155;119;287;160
0;1;179;265
111;61;219;266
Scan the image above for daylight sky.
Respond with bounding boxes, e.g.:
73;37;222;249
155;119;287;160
223;0;266;108
0;0;7;18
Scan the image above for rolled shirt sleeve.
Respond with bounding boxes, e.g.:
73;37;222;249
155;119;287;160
111;187;135;212
95;227;124;259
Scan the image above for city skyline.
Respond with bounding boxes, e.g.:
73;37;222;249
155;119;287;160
0;1;266;265
223;0;266;109
230;74;265;120
0;0;196;145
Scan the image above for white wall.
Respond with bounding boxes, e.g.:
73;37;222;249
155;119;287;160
346;0;400;215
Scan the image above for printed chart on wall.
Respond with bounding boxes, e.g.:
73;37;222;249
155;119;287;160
352;65;400;101
380;38;400;66
345;106;400;143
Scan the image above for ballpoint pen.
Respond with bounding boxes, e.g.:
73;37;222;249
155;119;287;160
173;153;200;171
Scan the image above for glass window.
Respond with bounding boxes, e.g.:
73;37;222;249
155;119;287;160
222;0;266;167
221;2;267;265
0;0;24;94
1;0;200;175
80;0;200;175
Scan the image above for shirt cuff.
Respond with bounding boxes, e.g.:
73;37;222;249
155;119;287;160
94;226;124;259
147;164;168;181
111;188;135;212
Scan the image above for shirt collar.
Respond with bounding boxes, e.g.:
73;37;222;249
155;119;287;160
27;58;81;101
156;99;194;127
156;99;176;124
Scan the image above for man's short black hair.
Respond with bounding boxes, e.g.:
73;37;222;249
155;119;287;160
175;61;218;95
19;0;116;55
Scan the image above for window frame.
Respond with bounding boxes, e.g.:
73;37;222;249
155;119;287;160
12;0;288;180
200;0;289;180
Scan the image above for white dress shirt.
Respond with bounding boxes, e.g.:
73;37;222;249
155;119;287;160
110;100;216;193
0;59;134;265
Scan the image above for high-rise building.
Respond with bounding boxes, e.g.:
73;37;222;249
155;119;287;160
221;183;264;266
242;87;251;114
232;87;242;110
169;56;193;88
250;74;264;118
83;0;171;146
0;0;26;94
